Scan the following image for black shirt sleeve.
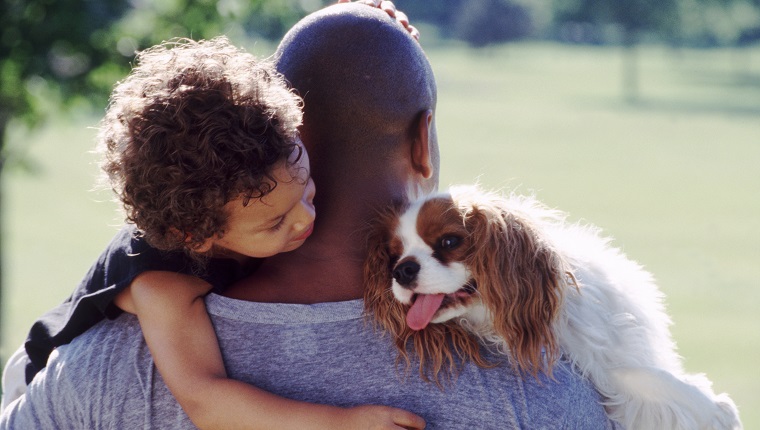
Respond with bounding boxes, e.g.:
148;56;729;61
23;224;256;383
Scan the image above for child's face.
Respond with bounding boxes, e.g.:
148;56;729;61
204;142;316;261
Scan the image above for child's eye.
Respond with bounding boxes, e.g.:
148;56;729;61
268;217;285;232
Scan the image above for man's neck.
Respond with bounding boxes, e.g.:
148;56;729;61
223;218;368;304
223;179;417;304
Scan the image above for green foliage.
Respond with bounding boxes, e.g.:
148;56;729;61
2;0;757;138
553;0;680;38
396;0;536;46
393;0;462;36
0;0;317;124
0;0;130;119
451;0;534;47
552;0;760;46
0;0;331;168
679;0;760;46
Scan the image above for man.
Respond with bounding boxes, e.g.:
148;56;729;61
1;4;617;428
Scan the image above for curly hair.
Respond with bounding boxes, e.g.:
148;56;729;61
97;37;303;253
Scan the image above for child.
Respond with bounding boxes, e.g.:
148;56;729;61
15;36;424;429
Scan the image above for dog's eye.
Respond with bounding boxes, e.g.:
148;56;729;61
439;235;461;250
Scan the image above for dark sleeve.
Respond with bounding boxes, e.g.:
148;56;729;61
23;224;195;383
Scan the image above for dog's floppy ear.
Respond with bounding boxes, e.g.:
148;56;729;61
362;202;427;378
363;203;409;341
464;198;565;376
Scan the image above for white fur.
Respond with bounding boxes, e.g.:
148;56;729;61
392;187;742;430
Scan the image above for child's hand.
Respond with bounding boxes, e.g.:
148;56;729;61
338;0;420;41
339;404;426;429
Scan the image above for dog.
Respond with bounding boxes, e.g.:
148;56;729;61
364;185;742;430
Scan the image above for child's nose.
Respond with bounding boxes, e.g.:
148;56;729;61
305;177;316;203
300;199;315;223
303;179;316;212
295;179;316;228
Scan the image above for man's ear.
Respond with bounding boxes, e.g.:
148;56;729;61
410;109;434;179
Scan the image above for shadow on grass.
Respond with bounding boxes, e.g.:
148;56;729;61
623;98;760;117
578;95;760;117
681;71;760;90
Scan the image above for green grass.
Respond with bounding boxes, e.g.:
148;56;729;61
2;42;759;426
430;42;760;426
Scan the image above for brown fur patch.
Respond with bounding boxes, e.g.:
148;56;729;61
416;197;472;265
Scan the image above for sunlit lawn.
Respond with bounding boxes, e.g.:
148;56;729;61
2;41;759;426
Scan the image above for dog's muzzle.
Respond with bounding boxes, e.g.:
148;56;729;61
393;259;420;287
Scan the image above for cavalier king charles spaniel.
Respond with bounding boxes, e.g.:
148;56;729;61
364;185;741;430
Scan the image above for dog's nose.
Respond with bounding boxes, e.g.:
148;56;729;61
393;260;420;287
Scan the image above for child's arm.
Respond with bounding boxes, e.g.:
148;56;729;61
115;271;425;430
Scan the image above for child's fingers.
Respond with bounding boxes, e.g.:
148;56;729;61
392;408;426;429
340;0;420;41
394;10;409;27
407;25;420;41
393;11;420;41
348;0;382;6
380;1;397;17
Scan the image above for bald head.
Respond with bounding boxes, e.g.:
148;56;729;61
275;3;438;198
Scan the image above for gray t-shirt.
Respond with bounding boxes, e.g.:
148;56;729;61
1;294;617;429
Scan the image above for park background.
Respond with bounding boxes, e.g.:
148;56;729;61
1;0;758;426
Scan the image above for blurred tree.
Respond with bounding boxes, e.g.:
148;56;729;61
553;0;680;101
395;0;538;44
0;0;320;353
394;0;463;36
452;0;534;48
678;0;760;47
0;0;131;354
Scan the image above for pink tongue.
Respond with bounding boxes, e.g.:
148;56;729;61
406;294;446;331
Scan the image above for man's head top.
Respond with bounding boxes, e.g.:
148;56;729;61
275;3;439;202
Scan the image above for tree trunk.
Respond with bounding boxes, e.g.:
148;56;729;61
0;116;7;359
622;27;640;103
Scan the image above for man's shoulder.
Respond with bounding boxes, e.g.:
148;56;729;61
60;313;144;353
204;295;615;429
3;315;157;429
46;314;150;391
454;355;615;429
529;359;616;429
